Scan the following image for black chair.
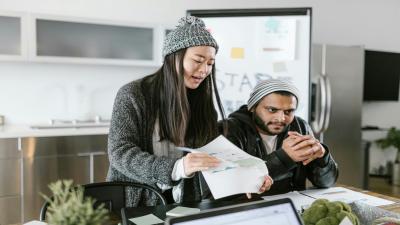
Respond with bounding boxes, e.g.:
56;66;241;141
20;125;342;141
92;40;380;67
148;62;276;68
39;181;167;221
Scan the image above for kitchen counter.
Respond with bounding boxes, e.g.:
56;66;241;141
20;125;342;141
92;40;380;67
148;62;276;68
0;124;109;138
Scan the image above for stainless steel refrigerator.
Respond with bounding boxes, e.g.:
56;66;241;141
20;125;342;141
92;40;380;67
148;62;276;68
312;44;366;188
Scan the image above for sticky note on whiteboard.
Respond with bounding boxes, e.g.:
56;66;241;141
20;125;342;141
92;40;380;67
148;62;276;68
231;47;245;59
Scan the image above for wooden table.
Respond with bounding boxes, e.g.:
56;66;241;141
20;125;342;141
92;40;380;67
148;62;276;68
114;186;400;225
121;196;263;222
339;184;400;213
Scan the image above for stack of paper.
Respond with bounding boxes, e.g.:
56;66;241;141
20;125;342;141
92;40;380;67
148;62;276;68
300;187;395;207
262;186;395;213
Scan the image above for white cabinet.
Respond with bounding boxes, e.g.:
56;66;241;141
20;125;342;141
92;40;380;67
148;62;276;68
0;11;167;66
29;14;162;66
0;11;27;61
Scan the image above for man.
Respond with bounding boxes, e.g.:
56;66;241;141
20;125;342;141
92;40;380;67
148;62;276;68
224;79;338;195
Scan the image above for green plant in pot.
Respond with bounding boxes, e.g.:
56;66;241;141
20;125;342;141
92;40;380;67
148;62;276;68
42;180;109;225
376;127;400;185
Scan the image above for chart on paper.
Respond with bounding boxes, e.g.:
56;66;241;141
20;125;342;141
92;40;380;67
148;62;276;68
177;135;269;199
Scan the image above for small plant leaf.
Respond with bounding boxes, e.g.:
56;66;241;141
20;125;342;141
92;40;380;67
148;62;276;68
41;180;109;225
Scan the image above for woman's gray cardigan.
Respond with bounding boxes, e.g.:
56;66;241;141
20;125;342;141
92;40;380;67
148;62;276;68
106;76;203;206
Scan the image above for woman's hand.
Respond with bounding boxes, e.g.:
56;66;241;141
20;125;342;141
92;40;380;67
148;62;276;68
183;153;220;176
246;175;273;199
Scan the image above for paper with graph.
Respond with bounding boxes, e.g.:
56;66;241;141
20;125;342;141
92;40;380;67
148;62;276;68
177;135;268;199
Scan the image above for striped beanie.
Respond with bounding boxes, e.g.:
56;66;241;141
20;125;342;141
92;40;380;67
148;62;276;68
162;16;219;57
247;79;300;110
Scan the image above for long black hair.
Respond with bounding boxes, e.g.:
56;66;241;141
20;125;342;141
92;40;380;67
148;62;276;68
148;48;225;147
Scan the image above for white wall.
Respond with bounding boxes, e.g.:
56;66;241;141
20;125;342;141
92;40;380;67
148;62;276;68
0;0;187;124
0;0;399;127
0;62;155;124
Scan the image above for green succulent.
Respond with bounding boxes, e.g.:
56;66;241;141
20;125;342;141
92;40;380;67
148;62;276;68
316;217;340;225
334;201;352;213
302;199;359;225
42;180;109;225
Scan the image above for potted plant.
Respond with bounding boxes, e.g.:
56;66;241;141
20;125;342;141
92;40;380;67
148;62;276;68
376;127;400;185
42;180;109;225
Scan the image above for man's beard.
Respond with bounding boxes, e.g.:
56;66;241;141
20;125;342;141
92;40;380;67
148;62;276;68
253;113;288;135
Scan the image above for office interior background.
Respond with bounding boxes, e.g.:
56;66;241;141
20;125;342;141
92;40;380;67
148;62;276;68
0;0;400;223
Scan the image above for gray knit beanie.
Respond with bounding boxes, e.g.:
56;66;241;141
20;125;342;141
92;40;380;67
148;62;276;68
247;79;300;110
162;16;219;57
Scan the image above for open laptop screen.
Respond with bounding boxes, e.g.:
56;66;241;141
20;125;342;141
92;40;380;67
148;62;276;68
166;199;303;225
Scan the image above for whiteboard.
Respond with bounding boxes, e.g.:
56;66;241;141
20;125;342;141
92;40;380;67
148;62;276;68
198;10;311;121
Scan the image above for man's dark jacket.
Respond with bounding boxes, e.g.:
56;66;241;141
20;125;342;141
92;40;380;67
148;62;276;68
223;105;339;195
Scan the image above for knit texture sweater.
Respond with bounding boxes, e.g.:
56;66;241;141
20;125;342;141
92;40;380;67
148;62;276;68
107;75;203;206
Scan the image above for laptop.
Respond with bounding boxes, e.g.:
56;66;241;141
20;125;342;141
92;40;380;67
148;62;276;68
165;198;304;225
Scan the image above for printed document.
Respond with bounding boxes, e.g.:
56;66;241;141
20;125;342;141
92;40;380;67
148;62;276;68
300;187;395;206
177;135;268;199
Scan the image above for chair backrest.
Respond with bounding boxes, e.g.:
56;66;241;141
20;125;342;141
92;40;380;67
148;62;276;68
39;181;167;221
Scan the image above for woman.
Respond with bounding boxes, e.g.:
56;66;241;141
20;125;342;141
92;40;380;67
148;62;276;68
107;16;271;206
